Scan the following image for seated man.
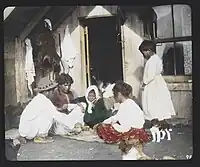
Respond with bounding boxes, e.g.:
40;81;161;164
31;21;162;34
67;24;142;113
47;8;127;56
50;73;85;135
72;85;113;129
51;73;75;110
18;77;76;143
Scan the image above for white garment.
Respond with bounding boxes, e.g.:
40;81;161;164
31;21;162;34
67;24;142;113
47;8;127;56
142;54;176;121
103;99;145;132
25;38;36;95
60;25;78;74
85;85;100;114
53;103;87;135
44;19;52;31
25;38;35;85
54;103;85;134
19;93;76;139
102;83;115;98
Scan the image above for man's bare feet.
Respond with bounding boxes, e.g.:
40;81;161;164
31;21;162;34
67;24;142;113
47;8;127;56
17;136;27;145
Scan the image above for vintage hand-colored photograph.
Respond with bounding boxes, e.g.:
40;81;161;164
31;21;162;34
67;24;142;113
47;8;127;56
4;5;192;161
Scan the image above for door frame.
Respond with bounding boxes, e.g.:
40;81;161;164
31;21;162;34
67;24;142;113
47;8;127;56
79;15;125;89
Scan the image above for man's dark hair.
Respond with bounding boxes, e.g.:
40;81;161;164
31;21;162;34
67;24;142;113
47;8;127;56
56;73;74;85
139;40;156;53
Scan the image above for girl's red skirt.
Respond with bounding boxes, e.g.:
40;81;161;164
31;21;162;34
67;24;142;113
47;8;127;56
96;123;151;144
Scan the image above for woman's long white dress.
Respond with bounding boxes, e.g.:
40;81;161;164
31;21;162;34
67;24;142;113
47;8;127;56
142;54;176;121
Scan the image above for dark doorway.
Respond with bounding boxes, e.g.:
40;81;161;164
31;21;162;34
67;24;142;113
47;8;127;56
82;16;123;86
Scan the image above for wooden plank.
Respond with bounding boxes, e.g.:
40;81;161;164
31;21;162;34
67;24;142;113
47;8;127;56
122;11;144;98
154;36;192;44
14;37;28;103
121;25;126;81
170;90;192;119
167;83;192;91
79;25;87;94
19;6;51;41
171;91;180;116
85;26;91;87
163;75;192;83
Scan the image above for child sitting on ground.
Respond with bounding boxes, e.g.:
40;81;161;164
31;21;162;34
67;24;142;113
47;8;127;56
72;85;114;129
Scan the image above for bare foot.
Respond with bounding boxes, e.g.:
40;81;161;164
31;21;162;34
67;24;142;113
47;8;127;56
17;136;27;145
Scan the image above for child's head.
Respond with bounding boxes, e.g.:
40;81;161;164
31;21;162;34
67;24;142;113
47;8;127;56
88;90;96;102
112;81;133;103
139;40;156;60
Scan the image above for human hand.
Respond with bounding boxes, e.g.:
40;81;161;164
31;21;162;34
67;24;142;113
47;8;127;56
57;104;70;114
62;104;68;110
140;82;146;90
57;107;62;111
142;83;146;87
56;104;66;111
112;110;118;116
93;124;99;133
57;108;70;115
77;103;85;113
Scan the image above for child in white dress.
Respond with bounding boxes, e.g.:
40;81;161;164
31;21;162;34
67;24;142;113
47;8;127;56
139;40;176;121
95;81;150;160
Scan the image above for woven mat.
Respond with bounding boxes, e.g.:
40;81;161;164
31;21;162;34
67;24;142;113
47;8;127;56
5;128;105;143
60;131;105;143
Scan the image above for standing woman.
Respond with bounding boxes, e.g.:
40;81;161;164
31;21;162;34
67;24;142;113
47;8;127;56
95;81;150;159
139;40;176;121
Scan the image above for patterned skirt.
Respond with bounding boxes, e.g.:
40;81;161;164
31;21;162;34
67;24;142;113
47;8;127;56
96;123;151;144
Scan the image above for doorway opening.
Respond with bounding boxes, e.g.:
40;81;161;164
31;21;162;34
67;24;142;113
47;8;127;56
81;16;123;87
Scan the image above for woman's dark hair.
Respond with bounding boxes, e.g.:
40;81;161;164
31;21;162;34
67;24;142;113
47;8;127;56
56;73;74;85
139;40;156;53
113;81;133;98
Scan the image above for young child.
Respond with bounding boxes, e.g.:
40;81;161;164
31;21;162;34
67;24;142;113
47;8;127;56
95;81;150;160
72;85;113;129
139;40;176;121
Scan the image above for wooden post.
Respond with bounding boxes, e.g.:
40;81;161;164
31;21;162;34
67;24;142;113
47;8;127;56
79;24;87;94
4;38;17;106
14;37;28;103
